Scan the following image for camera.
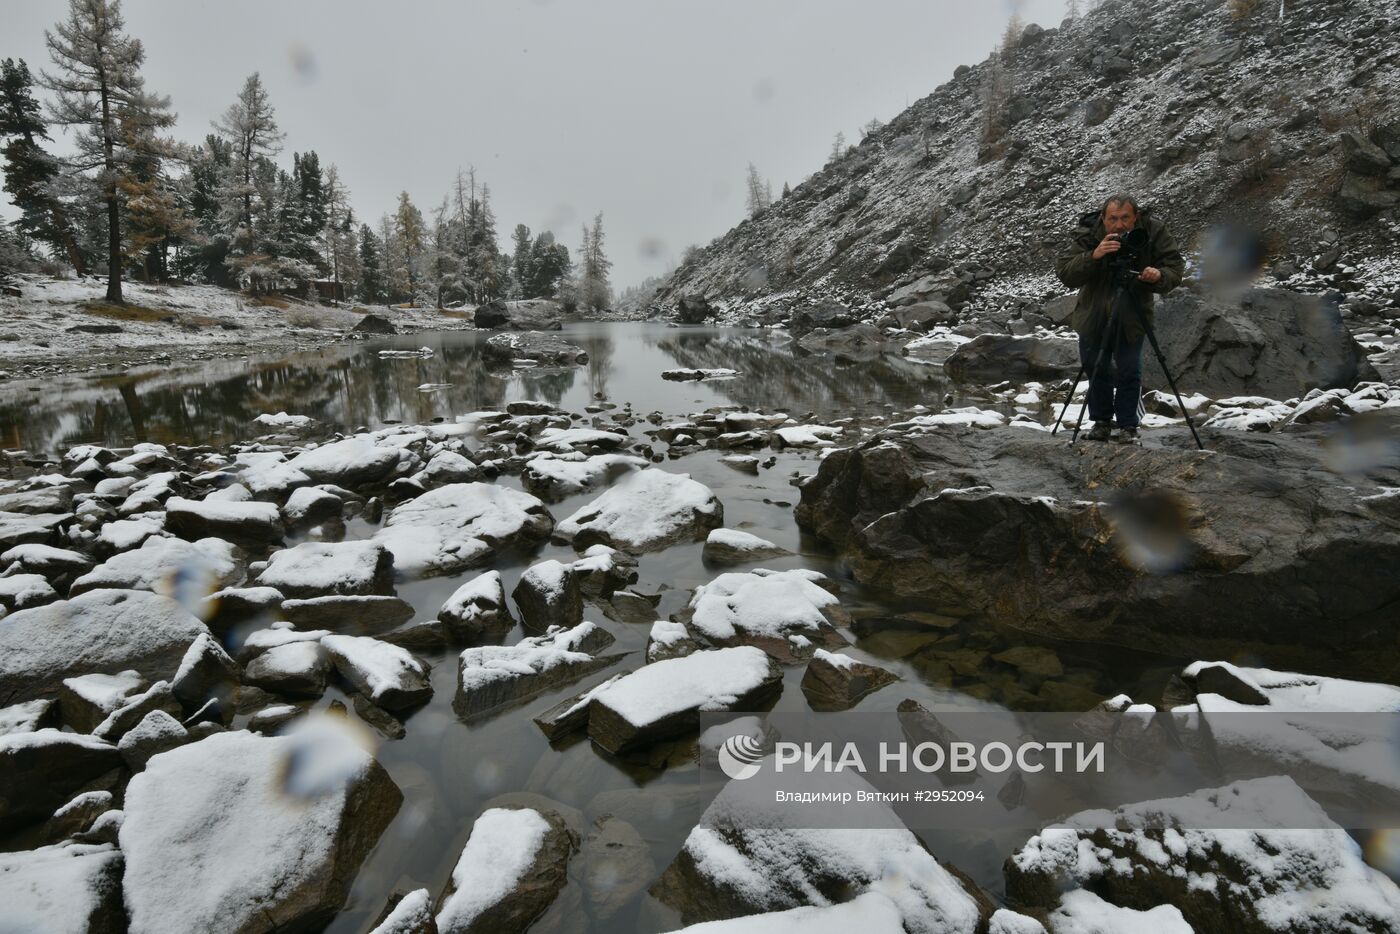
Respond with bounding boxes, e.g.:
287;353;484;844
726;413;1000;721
1108;228;1149;284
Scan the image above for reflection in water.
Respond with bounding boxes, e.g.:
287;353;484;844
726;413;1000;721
1;323;954;455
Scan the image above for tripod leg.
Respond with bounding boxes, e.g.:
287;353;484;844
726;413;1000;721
1051;361;1087;436
1141;322;1206;451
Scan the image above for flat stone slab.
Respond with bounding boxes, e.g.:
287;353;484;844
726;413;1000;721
454;622;622;721
374;483;553;577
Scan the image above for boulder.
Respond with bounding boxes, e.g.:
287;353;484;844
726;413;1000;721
0;842;125;934
482;332;588;367
0;730;122;834
244;640;332;697
117;709;189;771
680;568;849;662
374;483;553;577
164;496;284;549
789;303;858;338
255;540;396;598
1144;288;1377;398
353;313;397;335
945;334;1079;382
473;299;562;331
120;729;402;934
435;805;579;934
794;426;1400;680
454;622;623;720
521;453;646;502
322;635;432;711
702;528;791;565
795;322;891;360
0;572;57;611
555;468;722;553
69;536;243;597
1004;775;1400;934
1341;130;1394;176
0;589;210;703
370;890;436;934
512;559;584;634
280;594;415;634
58;670;147;733
585;646;783;755
800;649;899;711
437;571;515;643
674;295;715;324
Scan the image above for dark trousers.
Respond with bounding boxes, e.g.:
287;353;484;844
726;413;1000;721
1078;330;1145;428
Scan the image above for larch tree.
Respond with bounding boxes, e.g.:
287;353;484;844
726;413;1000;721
510;223;532;297
42;0;175;302
322;163;353;296
392;192;426;304
578;211;612;313
212;72;283;287
0;58;86;273
829;131;846;162
745;163;770;218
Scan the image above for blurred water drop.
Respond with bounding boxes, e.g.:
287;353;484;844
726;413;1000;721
1198;223;1265;292
1107;489;1195;575
288;42;317;82
638;236;665;260
161;557;218;620
753;76;775;104
277;710;376;800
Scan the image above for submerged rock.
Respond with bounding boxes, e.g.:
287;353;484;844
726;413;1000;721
795;425;1400;680
120;729;402;934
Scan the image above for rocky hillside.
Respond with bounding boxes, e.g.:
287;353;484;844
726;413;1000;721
650;0;1400;328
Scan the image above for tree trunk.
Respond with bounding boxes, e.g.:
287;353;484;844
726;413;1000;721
99;77;122;303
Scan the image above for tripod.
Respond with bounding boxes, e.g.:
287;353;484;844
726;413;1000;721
1051;270;1205;451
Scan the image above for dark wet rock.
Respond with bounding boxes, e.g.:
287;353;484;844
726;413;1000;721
454;622;624;721
531;673;627;742
795;322;891;359
578;815;655;924
169;632;240;717
789;302;858;338
435;804;579;934
674;295;715;324
120;729;403;934
1144;287;1377;398
474;299;562;331
800;649;899;711
164;496;284;549
570;545;639;598
483;332;588;367
0;589;210;704
795;426;1400;680
586;646;783;755
945;334;1079;382
281;594;415;634
513;559;584;634
353;313;397;334
0;730;122;834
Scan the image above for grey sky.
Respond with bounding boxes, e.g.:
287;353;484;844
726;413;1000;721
3;0;1070;290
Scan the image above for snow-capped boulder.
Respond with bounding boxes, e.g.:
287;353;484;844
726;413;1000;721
799;649;899;711
455;622;622;720
585;646;782;755
521;452;646;501
164;496;283;549
0;589;210;703
437;571;514;643
288;436;404;488
0;572;57;611
512;559;583;634
0;841;125;934
435;805;579;934
369;889;435;934
254;540;395;598
555;469;722;553
120;729;402;934
244;640;332;697
701;528;791;565
0;542;94;588
374;483;553;577
281;486;344;527
322;635;432;712
281;594;415;634
681;568;848;661
1004;775;1400;934
58;670;147;733
0;729;122;834
69;536;243;597
117;709;189;771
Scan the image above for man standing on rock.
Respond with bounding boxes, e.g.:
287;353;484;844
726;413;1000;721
1055;195;1185;442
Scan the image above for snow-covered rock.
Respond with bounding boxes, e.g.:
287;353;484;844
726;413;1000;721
164;496;283;548
120;729;402;934
646;619;698;663
95;513;165;552
0;542;94;585
232;451;311;498
521;452;647;501
58;670;147;733
555;468;722;553
771;424;842;448
0;841;125;934
799;648;899;711
0;572;57;611
374;483;553;577
683;568;847;659
281;486;344;527
533;427;627;452
321;635;432;712
435;806;579;934
0;589;210;703
454;622;621;720
288;436;404;488
245;640;331;697
701;528;791;565
1004;775;1400;934
586;646;783;755
0;729;122;834
512;559;583;634
70;536;243;597
437;570;514;643
670;891;908;932
369;889;435;934
0;698;57;736
254;540;395;598
117;709;189;771
281;594;415;634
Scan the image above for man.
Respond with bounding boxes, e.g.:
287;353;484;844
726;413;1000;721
1055;195;1185;442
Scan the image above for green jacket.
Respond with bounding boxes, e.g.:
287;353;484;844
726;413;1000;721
1055;206;1186;344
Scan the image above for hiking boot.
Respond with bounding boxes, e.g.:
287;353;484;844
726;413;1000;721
1115;427;1140;444
1084;422;1112;441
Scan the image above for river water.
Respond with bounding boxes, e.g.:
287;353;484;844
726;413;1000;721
2;323;1267;929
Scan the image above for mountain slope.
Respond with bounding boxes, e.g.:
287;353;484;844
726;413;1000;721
649;0;1400;326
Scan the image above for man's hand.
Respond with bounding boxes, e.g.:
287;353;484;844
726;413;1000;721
1092;236;1121;261
1138;266;1162;284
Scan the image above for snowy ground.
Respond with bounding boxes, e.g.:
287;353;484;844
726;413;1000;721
0;275;475;380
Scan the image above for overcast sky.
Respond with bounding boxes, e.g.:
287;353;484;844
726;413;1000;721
4;0;1070;289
